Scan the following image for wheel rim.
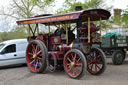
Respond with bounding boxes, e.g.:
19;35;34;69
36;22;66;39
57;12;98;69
36;35;44;42
64;52;83;78
87;50;104;74
116;53;123;63
26;42;43;72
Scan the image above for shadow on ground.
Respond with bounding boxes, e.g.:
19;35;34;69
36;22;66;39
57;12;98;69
0;64;27;70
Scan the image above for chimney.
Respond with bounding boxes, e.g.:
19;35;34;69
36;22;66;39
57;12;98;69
114;9;122;16
74;6;83;11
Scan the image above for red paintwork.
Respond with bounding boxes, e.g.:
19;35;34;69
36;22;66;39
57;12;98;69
82;42;88;44
58;44;71;52
48;44;72;60
79;23;97;32
50;36;61;44
48;51;64;60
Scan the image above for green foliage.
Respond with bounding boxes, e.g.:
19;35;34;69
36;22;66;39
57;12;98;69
121;8;128;27
112;8;128;27
122;14;128;26
57;2;84;14
0;0;55;41
0;30;27;42
56;0;106;14
0;24;27;42
114;15;122;26
10;0;55;19
31;0;55;8
56;0;112;31
83;0;104;9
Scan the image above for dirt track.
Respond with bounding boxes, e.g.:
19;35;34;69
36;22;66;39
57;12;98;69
0;57;128;85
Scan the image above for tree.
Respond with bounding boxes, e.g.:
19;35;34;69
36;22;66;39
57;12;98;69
121;8;128;27
110;8;128;28
56;0;112;31
0;0;55;39
0;0;55;19
56;0;111;14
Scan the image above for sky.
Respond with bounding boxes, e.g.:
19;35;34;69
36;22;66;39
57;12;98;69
106;0;128;9
55;0;128;9
0;0;128;32
0;0;128;12
0;0;128;13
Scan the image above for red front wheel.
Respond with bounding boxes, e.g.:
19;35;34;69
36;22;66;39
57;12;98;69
64;49;86;79
87;47;106;75
26;40;47;73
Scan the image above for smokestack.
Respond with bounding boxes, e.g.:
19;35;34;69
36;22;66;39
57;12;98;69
74;6;83;11
114;9;122;16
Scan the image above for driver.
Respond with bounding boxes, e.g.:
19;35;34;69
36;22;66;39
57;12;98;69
54;27;66;36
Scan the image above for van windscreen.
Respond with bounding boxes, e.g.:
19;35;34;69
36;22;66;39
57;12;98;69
0;44;5;50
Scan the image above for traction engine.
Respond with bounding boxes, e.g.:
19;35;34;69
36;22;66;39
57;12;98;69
16;9;110;79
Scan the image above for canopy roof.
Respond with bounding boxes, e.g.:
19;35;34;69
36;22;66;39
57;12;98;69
17;9;111;25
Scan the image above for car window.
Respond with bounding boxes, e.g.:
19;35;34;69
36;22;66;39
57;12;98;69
0;44;5;50
3;44;16;53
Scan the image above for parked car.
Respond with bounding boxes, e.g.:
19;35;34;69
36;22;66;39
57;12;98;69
0;39;28;67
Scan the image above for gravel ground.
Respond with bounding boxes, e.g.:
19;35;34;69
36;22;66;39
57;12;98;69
0;57;128;85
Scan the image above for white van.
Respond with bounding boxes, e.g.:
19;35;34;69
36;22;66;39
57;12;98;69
0;39;28;66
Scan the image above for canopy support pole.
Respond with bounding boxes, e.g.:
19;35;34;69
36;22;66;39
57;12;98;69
48;24;50;33
66;24;68;44
28;24;39;37
88;17;90;43
36;24;39;35
27;25;31;36
28;25;35;37
100;18;102;42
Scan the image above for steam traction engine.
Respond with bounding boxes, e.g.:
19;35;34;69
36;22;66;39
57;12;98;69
17;9;111;79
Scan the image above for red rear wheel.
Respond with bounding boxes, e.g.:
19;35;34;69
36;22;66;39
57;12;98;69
26;40;47;73
64;49;86;79
87;47;106;75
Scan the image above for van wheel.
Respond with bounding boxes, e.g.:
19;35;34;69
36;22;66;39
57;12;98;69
26;40;47;73
112;50;125;65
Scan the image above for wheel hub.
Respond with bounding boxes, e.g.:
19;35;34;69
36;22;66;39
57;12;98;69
92;59;97;63
33;54;36;59
71;62;75;67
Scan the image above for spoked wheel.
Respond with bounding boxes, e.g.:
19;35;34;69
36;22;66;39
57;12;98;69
86;47;106;75
64;49;86;79
26;40;47;73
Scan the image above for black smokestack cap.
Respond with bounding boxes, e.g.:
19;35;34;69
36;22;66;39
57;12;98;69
74;6;83;11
